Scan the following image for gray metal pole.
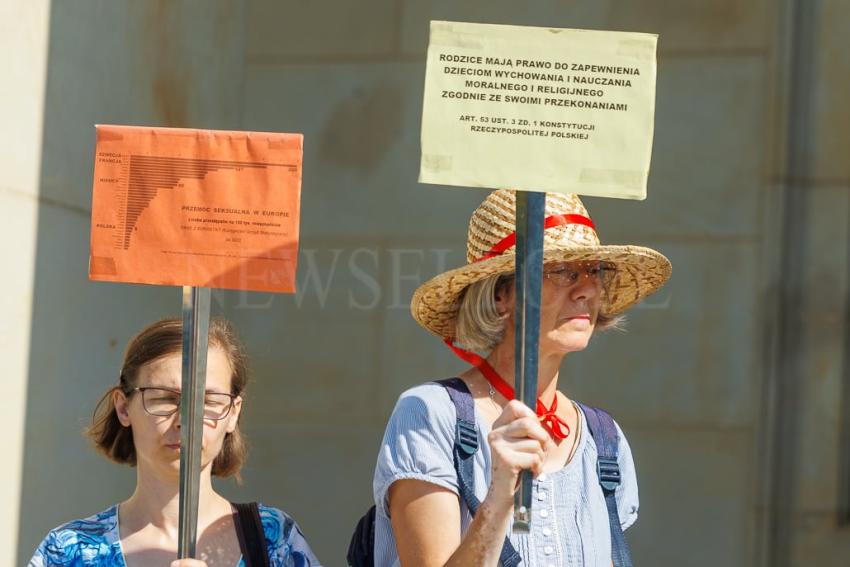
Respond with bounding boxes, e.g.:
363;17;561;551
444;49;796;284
513;190;546;532
178;286;212;557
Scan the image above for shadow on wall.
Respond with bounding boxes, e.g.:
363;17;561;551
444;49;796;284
15;1;245;563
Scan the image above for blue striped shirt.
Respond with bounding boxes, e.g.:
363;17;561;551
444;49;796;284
373;382;639;566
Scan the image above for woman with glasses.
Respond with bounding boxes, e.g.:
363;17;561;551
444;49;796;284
371;190;671;566
30;317;320;567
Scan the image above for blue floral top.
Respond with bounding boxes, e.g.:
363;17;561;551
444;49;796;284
29;503;320;566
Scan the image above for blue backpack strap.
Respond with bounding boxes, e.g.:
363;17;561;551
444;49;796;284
437;378;522;567
576;402;633;567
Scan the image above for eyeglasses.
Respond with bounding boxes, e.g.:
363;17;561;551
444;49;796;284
131;387;237;421
543;261;617;289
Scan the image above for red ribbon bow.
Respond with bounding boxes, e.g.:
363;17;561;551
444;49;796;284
444;340;570;440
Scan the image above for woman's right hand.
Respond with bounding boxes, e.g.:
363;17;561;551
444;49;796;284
485;400;549;510
390;398;550;567
171;560;208;567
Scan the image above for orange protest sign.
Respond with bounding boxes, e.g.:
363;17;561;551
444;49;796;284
89;125;302;293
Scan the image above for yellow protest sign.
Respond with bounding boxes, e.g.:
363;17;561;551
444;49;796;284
420;21;658;200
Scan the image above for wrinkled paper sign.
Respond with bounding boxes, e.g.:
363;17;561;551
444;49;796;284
420;21;657;200
89;125;302;292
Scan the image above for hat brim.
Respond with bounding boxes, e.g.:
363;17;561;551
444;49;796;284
411;244;672;339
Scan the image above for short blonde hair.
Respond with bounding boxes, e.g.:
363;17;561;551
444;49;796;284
454;272;624;353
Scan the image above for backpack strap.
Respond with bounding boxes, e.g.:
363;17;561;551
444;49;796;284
233;502;270;567
437;378;522;567
575;403;633;567
347;505;376;567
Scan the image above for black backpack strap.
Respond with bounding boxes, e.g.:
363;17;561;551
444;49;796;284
575;403;633;567
437;378;522;567
233;502;270;567
347;505;376;567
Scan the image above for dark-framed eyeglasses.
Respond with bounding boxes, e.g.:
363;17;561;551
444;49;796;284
543;260;617;289
131;387;237;421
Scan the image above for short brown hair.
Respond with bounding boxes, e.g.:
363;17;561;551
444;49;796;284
87;317;250;479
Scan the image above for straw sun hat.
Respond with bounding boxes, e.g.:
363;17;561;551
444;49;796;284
411;189;672;339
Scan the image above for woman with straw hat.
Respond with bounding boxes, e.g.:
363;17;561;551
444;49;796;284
372;189;671;566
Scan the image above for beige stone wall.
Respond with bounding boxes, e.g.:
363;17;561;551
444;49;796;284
0;2;51;565
784;0;850;563
13;1;248;563
10;1;850;565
